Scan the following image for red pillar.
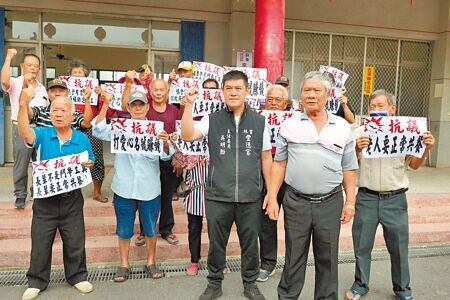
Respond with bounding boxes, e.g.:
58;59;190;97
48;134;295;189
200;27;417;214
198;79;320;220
254;0;285;84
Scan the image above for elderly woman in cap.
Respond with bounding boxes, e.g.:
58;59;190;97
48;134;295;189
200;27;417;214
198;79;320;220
67;58;108;203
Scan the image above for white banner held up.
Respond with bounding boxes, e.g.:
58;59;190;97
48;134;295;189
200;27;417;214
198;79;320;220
59;76;99;106
103;83;147;111
319;66;350;114
109;118;164;154
362;116;427;158
32;151;92;199
193;61;224;86
224;66;267;109
192;88;225;118
168;78;201;105
175;120;209;156
260;110;299;149
319;65;349;89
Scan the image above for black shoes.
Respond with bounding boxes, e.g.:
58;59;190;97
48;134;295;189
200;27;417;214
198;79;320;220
15;197;26;209
198;285;223;300
244;283;265;300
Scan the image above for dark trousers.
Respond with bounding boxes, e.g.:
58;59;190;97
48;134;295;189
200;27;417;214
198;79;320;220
351;190;411;299
259;182;286;272
205;199;262;287
278;185;342;300
12;124;36;198
158;159;178;238
26;189;87;290
188;213;203;263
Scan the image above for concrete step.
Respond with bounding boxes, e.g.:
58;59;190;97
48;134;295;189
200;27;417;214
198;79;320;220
3;193;449;239
0;231;243;269
338;222;450;249
0;215;210;240
1;220;449;269
0;198;188;218
0;193;449;269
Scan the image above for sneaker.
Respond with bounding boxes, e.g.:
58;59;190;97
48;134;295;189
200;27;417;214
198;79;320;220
244;283;265;300
198;285;223;300
73;281;94;294
186;262;199;276
22;288;40;300
256;269;275;282
397;296;414;300
15;198;26;209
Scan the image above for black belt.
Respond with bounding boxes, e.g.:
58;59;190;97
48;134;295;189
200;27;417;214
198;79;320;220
359;187;408;197
289;185;342;203
58;190;76;198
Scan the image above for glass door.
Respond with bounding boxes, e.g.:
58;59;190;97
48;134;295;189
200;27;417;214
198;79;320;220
152;51;179;81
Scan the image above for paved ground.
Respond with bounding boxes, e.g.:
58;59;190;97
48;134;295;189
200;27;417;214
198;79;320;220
1;164;449;299
1;254;449;299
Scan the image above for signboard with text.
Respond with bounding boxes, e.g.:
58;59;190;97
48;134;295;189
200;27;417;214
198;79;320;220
32;151;92;199
109;118;164;154
59;76;99;105
362;116;427;158
363;66;375;96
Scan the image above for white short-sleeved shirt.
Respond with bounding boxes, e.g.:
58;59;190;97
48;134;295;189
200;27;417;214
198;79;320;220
195;114;272;152
3;75;49;121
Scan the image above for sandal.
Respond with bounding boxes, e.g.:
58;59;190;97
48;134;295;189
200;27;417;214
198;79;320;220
93;197;109;203
135;235;146;247
145;264;163;279
345;289;362;300
162;234;179;245
113;267;130;283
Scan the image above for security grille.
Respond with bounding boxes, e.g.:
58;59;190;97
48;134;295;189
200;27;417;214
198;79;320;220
285;30;432;118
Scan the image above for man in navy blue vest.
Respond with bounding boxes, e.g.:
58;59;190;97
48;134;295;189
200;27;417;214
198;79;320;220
181;70;272;300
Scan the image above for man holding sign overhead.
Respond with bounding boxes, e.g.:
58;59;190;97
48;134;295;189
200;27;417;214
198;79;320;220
18;91;95;300
345;89;435;300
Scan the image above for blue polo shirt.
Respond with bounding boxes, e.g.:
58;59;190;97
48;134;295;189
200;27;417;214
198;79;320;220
32;126;95;161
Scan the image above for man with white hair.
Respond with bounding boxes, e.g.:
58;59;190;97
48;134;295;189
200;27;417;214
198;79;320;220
18;90;95;300
266;71;358;299
257;84;289;283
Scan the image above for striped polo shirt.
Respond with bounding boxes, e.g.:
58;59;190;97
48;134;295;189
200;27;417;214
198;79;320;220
274;111;358;194
31;106;85;129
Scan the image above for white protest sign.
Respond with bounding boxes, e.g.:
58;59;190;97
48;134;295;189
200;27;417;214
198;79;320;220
168;78;201;105
59;76;99;106
175;120;209;156
32;151;92;199
259;110;299;150
103;83;147;111
193;61;224;86
192;88;225;118
326;90;345;113
362;116;427;158
224;66;267;109
319;66;350;114
109;118;164;154
319;65;349;88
